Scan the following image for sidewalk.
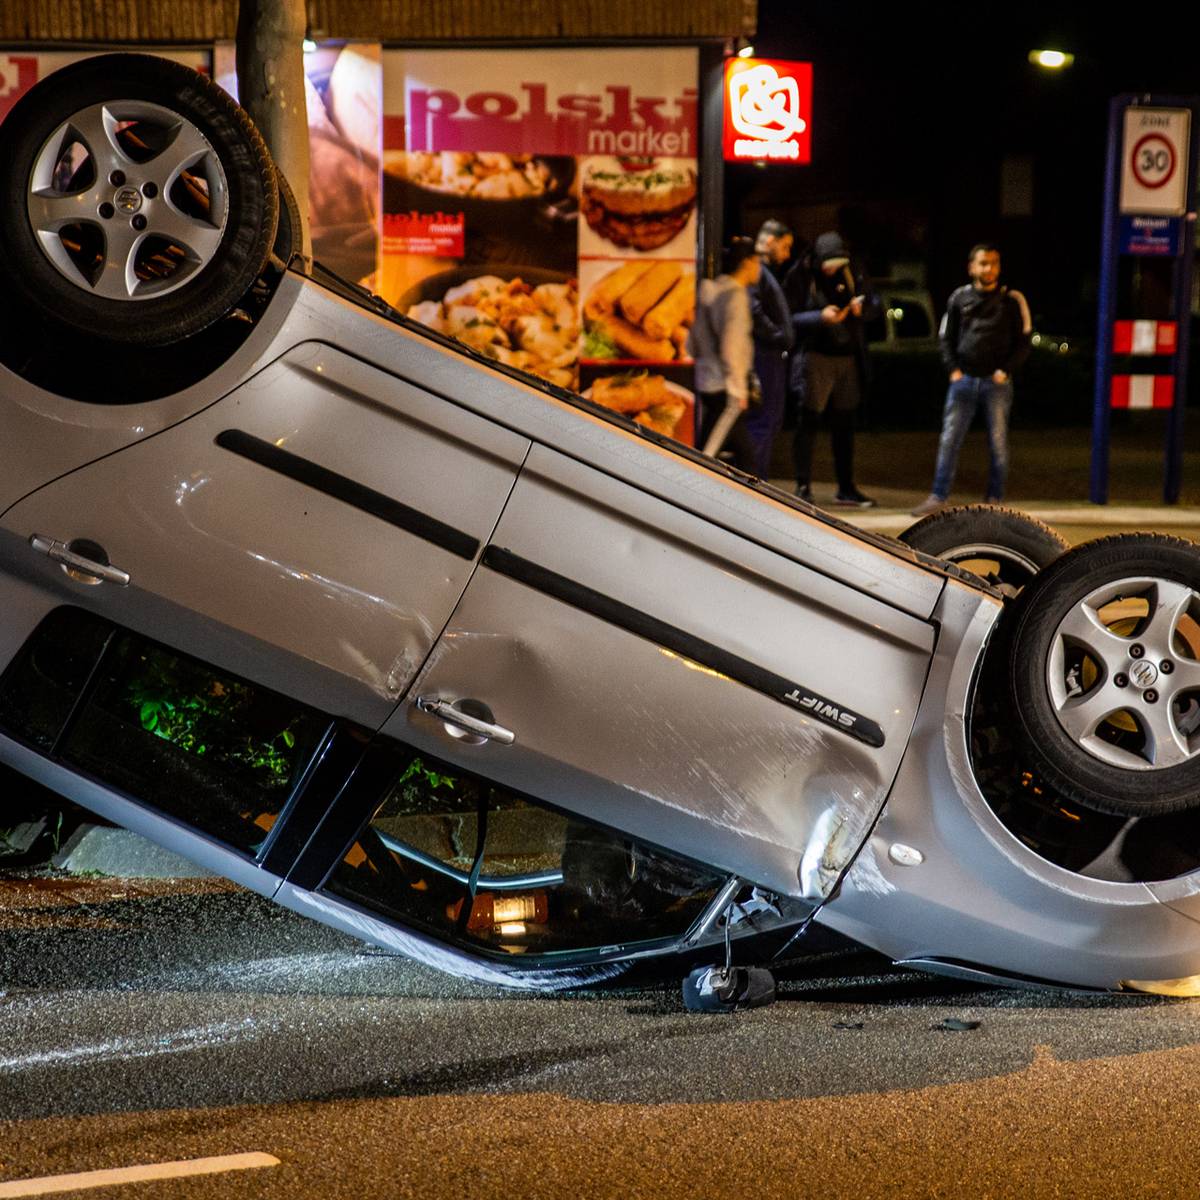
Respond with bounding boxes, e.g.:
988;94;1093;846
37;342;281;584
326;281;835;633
767;423;1200;542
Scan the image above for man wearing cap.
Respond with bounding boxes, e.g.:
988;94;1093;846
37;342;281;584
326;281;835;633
911;243;1032;516
786;231;881;507
744;219;795;479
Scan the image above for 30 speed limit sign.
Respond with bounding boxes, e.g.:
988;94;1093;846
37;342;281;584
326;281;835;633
1120;107;1191;215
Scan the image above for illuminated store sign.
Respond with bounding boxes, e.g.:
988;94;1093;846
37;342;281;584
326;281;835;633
723;57;812;164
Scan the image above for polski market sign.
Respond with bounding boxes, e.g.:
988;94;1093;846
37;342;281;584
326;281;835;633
723;57;812;164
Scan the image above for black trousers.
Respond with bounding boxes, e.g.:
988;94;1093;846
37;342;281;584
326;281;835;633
793;407;857;492
792;351;861;492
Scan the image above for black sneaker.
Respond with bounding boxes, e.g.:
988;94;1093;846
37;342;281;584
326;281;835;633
833;488;877;509
795;484;813;502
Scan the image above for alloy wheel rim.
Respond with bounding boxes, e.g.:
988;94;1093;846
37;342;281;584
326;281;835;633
1046;575;1200;770
26;99;229;301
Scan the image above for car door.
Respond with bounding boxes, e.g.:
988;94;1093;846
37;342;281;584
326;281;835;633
0;343;529;726
378;443;937;904
0;343;529;857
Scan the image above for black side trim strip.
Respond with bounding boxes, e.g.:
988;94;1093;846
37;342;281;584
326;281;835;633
481;546;886;749
215;429;480;560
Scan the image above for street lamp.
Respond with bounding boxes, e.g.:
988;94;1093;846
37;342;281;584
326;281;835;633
1029;49;1075;69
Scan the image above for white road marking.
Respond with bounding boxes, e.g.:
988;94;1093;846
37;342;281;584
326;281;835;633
0;1153;280;1197
0;1018;274;1074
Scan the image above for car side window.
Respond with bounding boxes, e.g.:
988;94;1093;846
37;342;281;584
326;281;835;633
324;747;726;959
0;608;330;857
890;299;933;339
864;310;888;343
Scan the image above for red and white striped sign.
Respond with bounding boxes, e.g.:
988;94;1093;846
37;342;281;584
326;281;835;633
1112;319;1177;355
1111;375;1175;409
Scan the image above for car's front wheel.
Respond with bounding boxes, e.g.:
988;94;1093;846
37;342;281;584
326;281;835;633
0;53;278;346
1005;534;1200;817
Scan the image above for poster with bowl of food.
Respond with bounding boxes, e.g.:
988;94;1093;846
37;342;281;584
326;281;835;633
382;151;578;277
377;48;699;434
577;156;698;260
400;266;580;391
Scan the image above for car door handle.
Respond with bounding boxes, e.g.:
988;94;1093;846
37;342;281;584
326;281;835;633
415;696;515;746
30;535;130;587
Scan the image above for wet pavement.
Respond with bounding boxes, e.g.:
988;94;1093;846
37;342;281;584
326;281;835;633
3;875;1200;1197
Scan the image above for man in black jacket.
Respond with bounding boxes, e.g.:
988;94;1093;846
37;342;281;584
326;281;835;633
911;243;1032;516
744;219;795;479
787;231;882;507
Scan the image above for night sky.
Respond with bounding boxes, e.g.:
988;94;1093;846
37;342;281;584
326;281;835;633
733;5;1199;335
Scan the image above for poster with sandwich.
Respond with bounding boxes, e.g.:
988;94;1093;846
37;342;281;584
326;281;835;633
378;47;699;442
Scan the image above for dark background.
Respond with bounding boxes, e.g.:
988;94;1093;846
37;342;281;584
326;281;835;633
729;5;1199;337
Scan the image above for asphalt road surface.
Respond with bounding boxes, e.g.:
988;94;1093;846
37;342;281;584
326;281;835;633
3;875;1200;1198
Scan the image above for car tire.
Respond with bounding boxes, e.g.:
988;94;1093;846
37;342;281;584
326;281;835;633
273;165;303;265
1004;533;1200;817
900;504;1068;593
0;53;278;345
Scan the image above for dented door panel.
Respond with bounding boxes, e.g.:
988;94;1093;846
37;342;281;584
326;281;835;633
388;445;936;900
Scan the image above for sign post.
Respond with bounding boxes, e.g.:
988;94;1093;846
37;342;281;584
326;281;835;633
1091;96;1200;504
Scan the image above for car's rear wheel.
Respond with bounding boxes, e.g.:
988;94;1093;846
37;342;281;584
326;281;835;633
0;53;278;345
900;504;1068;594
1005;534;1200;817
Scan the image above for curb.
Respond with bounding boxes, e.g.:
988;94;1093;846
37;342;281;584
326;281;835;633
52;823;212;879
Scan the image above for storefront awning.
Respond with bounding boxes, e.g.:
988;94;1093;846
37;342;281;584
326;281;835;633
1;0;755;44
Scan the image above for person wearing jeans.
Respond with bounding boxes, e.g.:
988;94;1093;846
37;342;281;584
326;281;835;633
745;219;794;479
912;242;1031;517
930;374;1013;503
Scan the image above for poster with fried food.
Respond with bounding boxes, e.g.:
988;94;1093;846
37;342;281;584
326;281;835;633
579;259;694;365
579;363;695;446
373;46;699;439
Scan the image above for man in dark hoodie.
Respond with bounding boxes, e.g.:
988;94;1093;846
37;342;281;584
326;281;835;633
787;231;881;507
744;218;795;479
911;243;1032;516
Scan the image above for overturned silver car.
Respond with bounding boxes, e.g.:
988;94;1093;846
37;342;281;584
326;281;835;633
4;55;1200;1005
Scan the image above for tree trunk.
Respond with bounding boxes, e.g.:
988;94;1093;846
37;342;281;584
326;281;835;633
236;0;311;260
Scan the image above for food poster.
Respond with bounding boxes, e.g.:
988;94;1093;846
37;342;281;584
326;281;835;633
213;41;382;287
380;47;700;444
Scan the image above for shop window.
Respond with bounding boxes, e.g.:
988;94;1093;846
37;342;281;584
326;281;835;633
325;748;725;959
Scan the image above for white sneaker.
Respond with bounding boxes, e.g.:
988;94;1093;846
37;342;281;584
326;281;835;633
910;494;945;518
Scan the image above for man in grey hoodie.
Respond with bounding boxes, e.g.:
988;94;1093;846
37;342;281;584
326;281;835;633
688;237;760;474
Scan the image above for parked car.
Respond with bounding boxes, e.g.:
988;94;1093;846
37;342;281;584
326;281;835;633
3;56;1200;1006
